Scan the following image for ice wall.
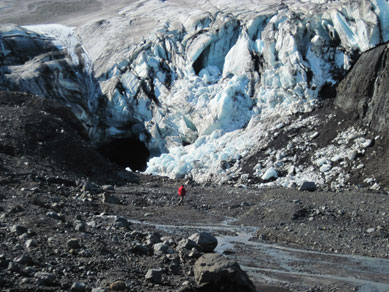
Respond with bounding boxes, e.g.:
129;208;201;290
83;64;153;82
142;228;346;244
2;0;389;185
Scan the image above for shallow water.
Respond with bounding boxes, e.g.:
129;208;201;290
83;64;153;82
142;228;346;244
127;218;389;291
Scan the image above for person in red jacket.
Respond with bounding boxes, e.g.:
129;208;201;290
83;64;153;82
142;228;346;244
177;184;186;205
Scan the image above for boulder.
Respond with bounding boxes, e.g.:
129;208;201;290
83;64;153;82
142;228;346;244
194;253;255;292
299;181;317;192
145;268;162;284
189;232;218;252
177;239;200;251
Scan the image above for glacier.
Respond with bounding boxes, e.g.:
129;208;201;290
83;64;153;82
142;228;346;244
1;0;389;187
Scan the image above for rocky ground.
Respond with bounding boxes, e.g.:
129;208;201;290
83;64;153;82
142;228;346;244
1;91;389;292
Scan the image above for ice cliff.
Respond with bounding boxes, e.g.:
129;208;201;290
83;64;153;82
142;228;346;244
1;0;389;188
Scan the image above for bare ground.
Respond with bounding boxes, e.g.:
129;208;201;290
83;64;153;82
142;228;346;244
0;91;388;292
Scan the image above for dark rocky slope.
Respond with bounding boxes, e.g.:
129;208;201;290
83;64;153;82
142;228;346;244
0;91;123;183
335;42;389;135
335;42;389;188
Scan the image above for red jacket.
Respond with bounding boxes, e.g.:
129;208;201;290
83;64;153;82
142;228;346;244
178;185;186;196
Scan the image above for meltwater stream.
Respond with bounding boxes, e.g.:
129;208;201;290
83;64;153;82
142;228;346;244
128;218;389;291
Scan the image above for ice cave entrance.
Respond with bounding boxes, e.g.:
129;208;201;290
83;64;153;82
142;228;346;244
97;137;150;172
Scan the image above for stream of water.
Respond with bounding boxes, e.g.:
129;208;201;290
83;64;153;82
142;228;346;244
127;218;389;291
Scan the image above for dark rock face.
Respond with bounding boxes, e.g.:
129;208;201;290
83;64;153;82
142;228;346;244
0;24;100;136
193;253;256;292
335;43;389;134
0;91;124;181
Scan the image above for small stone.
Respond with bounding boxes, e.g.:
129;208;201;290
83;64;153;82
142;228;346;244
71;282;87;292
46;211;63;220
132;244;150;255
67;238;81;249
0;255;9;269
145;268;162;284
9;205;24;213
14;254;33;266
153;242;169;255
34;272;56;285
10;225;28;235
92;288;108;292
299;181;317;192
188;232;218;252
176;239;200;251
102;193;120;204
74;221;87;232
8;261;20;272
25;239;36;249
109;280;126;291
114;217;131;229
146;232;162;245
102;185;115;191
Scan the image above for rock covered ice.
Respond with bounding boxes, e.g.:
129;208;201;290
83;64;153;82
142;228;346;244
1;0;388;188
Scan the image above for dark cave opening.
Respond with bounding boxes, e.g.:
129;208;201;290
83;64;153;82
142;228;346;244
97;137;150;172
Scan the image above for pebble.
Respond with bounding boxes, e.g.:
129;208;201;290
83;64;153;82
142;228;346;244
67;238;81;249
46;211;63;220
34;271;56;285
110;280;127;291
10;224;28;235
71;282;87;292
145;268;162;284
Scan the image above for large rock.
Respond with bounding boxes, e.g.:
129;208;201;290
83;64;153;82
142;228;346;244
189;232;218;252
193;253;256;292
335;43;389;135
299;181;317;192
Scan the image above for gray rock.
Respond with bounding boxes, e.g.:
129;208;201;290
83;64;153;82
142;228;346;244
145;268;162;284
153;242;169;255
194;253;256;292
74;221;87;232
133;243;151;255
81;181;100;192
25;239;36;249
14;254;33;266
46;211;63;220
114;216;131;229
10;225;28;235
177;238;200;251
0;255;9;269
102;185;115;191
153;242;175;255
189;232;218;252
299;181;317;192
71;282;87;292
8;261;20;272
34;271;56;285
146;232;162;245
67;238;81;249
102;193;120;204
109;280;126;291
9;205;24;213
92;288;108;292
188;248;202;259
